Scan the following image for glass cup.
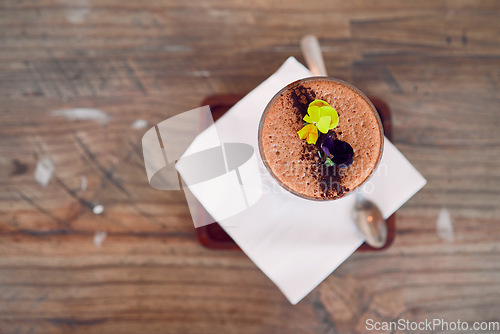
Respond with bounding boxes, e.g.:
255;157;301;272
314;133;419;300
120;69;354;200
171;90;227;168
258;77;384;200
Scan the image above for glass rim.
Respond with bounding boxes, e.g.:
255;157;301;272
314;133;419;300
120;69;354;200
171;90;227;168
257;76;385;201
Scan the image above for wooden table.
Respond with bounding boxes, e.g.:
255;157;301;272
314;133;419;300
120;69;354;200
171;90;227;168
1;1;499;333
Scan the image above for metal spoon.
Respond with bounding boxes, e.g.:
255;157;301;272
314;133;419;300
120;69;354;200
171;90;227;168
353;192;387;248
300;35;328;76
300;34;388;248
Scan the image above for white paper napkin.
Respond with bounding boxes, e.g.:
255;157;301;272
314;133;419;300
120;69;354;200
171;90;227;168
177;57;426;304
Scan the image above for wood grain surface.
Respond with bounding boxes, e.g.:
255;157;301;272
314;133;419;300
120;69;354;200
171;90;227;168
0;1;499;333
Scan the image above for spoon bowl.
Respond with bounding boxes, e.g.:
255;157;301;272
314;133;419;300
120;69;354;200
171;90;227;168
353;194;387;248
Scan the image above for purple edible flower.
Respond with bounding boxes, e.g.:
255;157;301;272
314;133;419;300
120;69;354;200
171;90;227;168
321;135;354;168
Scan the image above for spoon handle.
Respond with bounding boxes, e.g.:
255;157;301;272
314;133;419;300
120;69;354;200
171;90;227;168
300;35;328;76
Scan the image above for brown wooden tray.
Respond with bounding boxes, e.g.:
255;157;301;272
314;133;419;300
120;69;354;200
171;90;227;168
196;95;396;251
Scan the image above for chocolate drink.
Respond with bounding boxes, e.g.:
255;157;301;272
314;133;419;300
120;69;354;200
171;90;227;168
258;77;383;200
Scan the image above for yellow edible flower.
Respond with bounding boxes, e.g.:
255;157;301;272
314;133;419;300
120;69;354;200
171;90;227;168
297;124;318;145
303;100;339;134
